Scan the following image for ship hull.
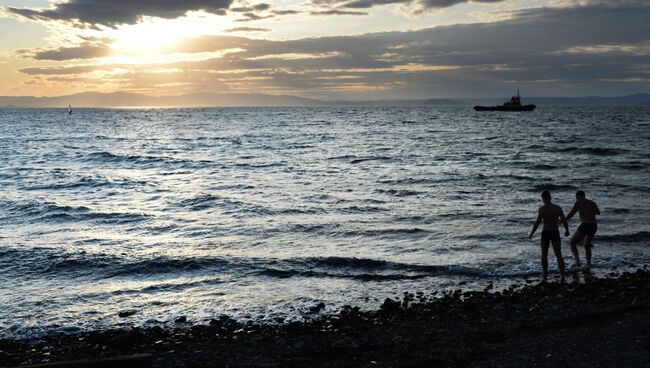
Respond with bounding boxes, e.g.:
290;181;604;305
474;104;536;111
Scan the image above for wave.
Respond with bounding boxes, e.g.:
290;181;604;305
377;177;447;185
177;194;225;211
2;248;542;282
530;183;578;192
336;227;431;239
257;268;430;281
349;156;393;164
276;208;325;215
376;188;425;197
233;162;286;168
490;174;538;182
257;257;539;280
527;164;558;170
327;155;357;161
338;205;386;213
0;199;150;225
24;176;150;191
0;248;231;279
555;147;627;156
87;151;168;164
40;211;150;224
107;257;232;277
610;208;631;214
598;232;650;244
609;162;647;171
176;194;266;214
84;151;210;168
177;193;313;215
96;278;226;298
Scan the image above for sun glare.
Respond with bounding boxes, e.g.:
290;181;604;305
108;14;228;55
110;20;186;53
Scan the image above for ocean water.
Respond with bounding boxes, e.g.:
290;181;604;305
1;106;649;338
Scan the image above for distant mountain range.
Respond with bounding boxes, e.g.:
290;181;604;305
0;92;321;108
0;91;648;108
327;98;467;106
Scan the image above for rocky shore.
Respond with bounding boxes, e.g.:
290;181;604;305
2;268;649;367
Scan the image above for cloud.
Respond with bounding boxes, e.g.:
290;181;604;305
6;0;233;27
309;10;368;15
310;0;503;11
224;27;271;33
235;12;274;21
20;65;105;75
17;43;112;61
230;3;272;12
15;1;650;98
273;10;301;15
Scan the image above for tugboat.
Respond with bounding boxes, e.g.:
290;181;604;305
474;89;536;111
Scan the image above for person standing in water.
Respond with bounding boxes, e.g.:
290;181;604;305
529;190;569;279
566;190;600;270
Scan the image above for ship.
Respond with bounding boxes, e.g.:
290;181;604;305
474;89;536;111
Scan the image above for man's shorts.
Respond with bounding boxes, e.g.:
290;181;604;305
577;223;598;236
541;230;561;246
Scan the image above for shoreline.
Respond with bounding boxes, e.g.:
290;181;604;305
2;268;649;367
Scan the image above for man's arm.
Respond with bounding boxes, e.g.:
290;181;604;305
566;203;578;221
594;202;601;215
559;208;569;236
529;208;542;239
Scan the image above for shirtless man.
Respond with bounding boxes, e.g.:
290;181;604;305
566;190;600;270
529;190;568;279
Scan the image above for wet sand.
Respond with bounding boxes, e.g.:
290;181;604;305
2;268;649;367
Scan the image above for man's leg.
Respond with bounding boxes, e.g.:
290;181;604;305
551;238;565;279
583;233;594;268
570;230;583;268
541;240;549;277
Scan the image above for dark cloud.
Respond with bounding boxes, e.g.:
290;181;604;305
418;0;502;9
18;43;111;61
230;3;272;12
235;12;274;21
6;0;233;27
18;2;650;97
231;6;301;21
20;65;104;75
224;27;271;33
309;10;368;15
273;10;301;15
334;0;402;8
310;0;503;10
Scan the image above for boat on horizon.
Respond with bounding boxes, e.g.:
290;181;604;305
474;90;536;111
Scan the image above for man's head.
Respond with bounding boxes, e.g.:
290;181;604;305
541;190;551;204
576;190;586;199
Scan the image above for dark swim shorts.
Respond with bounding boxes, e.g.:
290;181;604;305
578;223;598;236
541;230;561;244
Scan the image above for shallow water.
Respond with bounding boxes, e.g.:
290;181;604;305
1;106;649;337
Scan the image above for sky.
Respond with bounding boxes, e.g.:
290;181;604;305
0;0;648;99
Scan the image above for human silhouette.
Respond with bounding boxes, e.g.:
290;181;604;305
529;190;568;280
566;190;600;270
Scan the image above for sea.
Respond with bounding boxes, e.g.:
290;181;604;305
1;106;649;338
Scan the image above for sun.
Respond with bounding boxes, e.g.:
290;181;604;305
108;13;230;55
109;19;188;54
